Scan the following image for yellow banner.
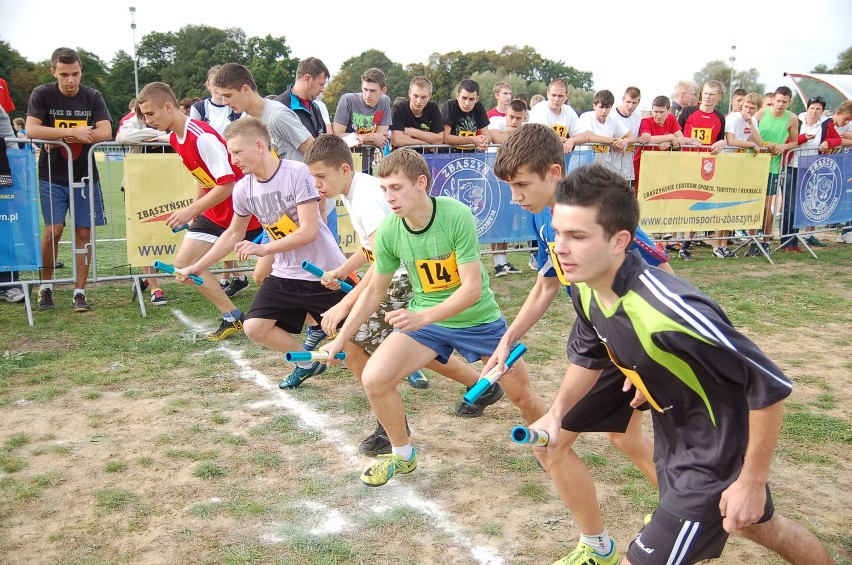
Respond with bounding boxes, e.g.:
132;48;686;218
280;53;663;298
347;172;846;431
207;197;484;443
123;153;234;267
637;152;770;232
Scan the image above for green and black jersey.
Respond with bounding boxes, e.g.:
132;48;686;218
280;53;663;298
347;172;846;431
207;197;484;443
568;251;793;521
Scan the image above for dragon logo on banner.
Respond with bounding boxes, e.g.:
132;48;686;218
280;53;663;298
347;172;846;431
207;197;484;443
800;156;842;223
432;156;501;237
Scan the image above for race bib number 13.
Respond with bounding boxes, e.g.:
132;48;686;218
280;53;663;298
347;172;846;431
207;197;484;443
263;214;298;240
416;252;461;293
691;127;712;145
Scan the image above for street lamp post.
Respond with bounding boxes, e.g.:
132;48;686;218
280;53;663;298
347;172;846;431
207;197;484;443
728;45;736;113
130;7;139;97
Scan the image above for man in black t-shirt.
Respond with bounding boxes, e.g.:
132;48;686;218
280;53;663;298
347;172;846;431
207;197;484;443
26;47;112;313
441;79;491;153
390;76;444;150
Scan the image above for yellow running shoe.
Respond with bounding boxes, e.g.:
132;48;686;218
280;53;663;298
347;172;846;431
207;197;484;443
552;540;618;565
208;316;244;341
360;449;417;487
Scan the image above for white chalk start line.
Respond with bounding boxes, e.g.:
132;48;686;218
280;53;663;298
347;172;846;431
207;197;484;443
173;309;506;565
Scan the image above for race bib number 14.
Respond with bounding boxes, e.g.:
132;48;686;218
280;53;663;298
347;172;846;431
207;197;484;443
416;252;461;293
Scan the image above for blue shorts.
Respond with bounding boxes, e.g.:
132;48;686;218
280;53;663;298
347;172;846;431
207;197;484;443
402;317;507;364
40;180;106;228
327;207;339;247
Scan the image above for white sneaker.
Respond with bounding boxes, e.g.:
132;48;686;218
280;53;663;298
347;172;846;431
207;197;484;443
841;230;852;244
0;287;25;303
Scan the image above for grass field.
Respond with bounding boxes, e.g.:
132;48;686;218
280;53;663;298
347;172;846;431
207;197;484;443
1;155;851;564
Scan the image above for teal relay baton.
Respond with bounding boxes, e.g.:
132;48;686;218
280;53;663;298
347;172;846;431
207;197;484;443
153;261;204;285
301;261;354;293
463;343;527;405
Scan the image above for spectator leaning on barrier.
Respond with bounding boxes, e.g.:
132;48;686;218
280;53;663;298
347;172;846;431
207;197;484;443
609;87;643;185
830;101;852;243
333;67;393;168
528;78;588;154
577;89;636;177
389;76;444;149
756;86;799;252
274;57;330;139
441;78;492;153
487;80;513;119
671;79;696;120
488;98;527;144
724;93;770;258
677;80;727;260
26;47;112;313
635;96;699;195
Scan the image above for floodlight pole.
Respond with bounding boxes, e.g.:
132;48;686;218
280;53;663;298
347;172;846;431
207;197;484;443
728;45;736;113
130;7;139;97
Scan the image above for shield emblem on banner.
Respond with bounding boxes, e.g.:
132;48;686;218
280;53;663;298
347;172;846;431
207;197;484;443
701;158;715;181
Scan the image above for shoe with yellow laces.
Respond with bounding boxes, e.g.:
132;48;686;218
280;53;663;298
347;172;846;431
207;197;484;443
360;449;417;487
552;540;618;565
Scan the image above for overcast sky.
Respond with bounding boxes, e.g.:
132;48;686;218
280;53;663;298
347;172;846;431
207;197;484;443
2;0;850;110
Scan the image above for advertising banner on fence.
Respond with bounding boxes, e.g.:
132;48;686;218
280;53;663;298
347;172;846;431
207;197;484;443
794;151;852;228
125;153;213;267
425;151;593;243
0;147;41;271
125;154;358;266
637;152;769;232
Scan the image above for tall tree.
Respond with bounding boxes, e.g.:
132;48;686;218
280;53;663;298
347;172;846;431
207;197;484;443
247;35;297;96
693;59;764;112
0;41;36;118
162;26;248;98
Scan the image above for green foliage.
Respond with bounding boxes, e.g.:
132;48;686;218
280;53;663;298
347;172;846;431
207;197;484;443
812;45;852;75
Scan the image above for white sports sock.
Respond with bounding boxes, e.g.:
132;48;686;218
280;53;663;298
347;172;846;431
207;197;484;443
580;531;613;556
392;444;414;461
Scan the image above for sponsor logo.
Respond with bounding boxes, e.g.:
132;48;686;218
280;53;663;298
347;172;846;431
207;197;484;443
635;533;655;554
701;158;715;181
433;156;500;237
800;156;842;223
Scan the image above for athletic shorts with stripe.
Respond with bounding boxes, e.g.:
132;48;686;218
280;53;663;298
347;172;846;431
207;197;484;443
627;487;775;565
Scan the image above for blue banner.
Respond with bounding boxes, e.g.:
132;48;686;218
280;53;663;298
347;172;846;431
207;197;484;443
426;152;594;243
794;151;852;228
0;147;42;271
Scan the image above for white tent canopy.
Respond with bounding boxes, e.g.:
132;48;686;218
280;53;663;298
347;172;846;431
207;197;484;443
784;73;851;114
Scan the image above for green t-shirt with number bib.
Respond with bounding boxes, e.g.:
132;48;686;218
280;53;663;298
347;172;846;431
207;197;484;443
374;196;500;328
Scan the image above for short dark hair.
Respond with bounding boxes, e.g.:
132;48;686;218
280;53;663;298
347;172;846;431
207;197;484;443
494;123;563;181
732;88;747;97
594;90;615;107
508;99;528;113
304;133;354;169
213;63;257;92
361;68;386;89
457;79;480;95
774;86;793;98
51;47;80;68
652;95;671;109
296;57;329;80
554;164;638;240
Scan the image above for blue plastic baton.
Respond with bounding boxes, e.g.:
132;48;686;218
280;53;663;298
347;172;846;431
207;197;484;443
511;426;550;447
463;343;527;405
171;224;190;233
285;351;347;362
300;261;354;293
153;261;204;285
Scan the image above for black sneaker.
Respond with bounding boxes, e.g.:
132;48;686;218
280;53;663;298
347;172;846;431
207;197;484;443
223;276;249;297
132;277;150;300
744;243;761;257
73;292;91;312
502;262;521;274
455;382;505;418
38;288;55;311
359;419;412;456
678;248;694;261
494;264;508;278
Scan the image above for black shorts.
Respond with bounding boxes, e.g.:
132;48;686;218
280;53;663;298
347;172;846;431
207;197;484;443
561;365;648;433
247;276;350;334
627;487;775;565
188;215;263;242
